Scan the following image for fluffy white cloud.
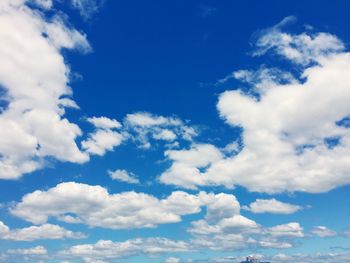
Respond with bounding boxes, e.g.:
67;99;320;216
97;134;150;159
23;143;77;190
108;169;139;184
266;222;304;238
61;238;190;261
160;144;224;189
164;257;181;263
7;246;47;256
82;117;124;156
160;19;350;194
0;0;92;179
311;226;337;237
243;198;302;214
125;112;197;149
86;117;121;129
0;220;85;241
10;182;209;229
253;16;344;65
188;192;303;251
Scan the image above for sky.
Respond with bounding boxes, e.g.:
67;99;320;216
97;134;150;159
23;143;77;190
1;0;350;262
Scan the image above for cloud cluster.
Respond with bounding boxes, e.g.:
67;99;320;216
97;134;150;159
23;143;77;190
11;182;206;229
61;238;190;262
0;0;92;179
0;221;85;241
82;117;124;156
125;112;197;149
160;19;350;194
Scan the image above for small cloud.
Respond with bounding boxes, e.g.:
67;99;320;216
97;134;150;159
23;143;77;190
108;169;140;184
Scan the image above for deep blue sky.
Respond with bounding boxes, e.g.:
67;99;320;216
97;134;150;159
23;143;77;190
1;0;350;262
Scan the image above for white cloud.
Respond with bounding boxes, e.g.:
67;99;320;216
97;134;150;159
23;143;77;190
71;0;105;19
0;220;85;241
160;144;224;189
188;192;302;251
164;257;181;263
7;246;47;256
125;112;197;149
61;238;190;261
243;198;302;214
159;19;350;194
253;16;344;65
82;116;124;156
266;222;304;238
86;116;122;129
193;253;350;263
0;0;91;179
10;182;207;229
311;226;337;237
108;169;139;184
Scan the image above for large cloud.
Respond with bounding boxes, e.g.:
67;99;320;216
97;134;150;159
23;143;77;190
0;0;91;179
60;238;190;262
10;182;236;229
160;18;350;193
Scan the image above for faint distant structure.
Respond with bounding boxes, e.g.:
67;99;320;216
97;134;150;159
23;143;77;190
241;256;271;263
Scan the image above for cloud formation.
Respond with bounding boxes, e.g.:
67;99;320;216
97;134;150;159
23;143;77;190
0;0;91;179
11;182;206;229
108;169;139;184
243;198;302;214
0;221;85;241
160;18;350;194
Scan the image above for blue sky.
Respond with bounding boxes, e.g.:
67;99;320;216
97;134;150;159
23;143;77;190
1;0;350;262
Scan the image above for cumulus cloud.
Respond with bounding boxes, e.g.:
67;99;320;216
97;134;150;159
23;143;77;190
0;0;92;179
82;116;124;156
160;144;224;189
164;257;181;263
160;17;350;194
125;112;197;149
60;238;190;262
0;220;85;241
7;246;47;256
311;226;337;237
188;192;303;251
243;198;302;214
10;182;209;229
108;169;139;184
252;16;345;65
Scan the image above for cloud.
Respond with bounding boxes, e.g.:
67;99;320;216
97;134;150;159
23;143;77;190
86;117;122;129
124;112;197;149
188;192;303;251
192;252;350;263
0;0;91;179
311;226;337;237
243;198;302;214
159;144;224;189
252;16;344;65
10;182;209;229
159;18;350;194
164;257;181;263
82;116;124;156
70;0;106;19
60;238;190;262
7;246;47;256
0;221;85;241
108;169;139;184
